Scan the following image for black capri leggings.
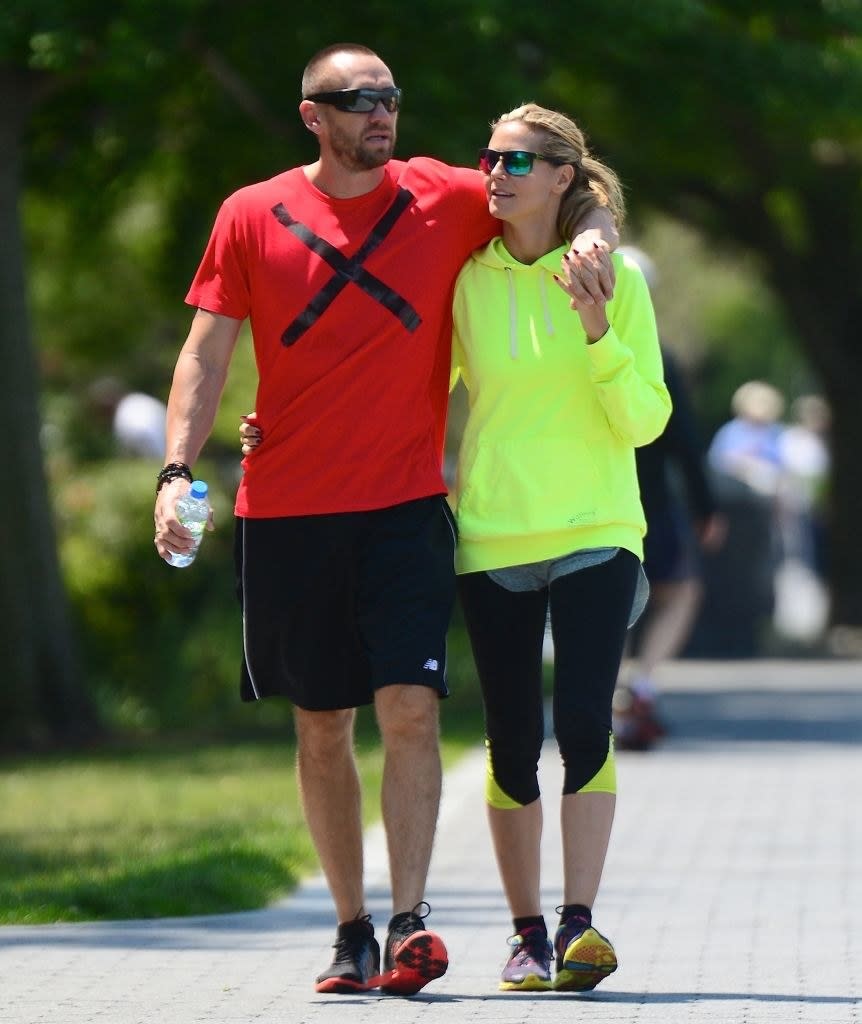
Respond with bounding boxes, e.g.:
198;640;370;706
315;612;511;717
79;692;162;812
457;549;639;806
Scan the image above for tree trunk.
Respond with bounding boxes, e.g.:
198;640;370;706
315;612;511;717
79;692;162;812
0;71;100;748
826;382;862;630
766;189;862;634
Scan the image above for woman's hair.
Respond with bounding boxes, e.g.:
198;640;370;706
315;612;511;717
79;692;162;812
493;103;625;242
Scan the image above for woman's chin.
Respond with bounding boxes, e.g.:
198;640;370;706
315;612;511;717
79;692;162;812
488;199;509;222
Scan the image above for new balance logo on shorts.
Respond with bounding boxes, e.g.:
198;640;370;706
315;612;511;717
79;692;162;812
423;659;439;671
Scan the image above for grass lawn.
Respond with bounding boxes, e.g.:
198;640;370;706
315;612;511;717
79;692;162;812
0;693;486;925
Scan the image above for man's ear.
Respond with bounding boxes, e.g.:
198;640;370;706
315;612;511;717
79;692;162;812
299;99;321;133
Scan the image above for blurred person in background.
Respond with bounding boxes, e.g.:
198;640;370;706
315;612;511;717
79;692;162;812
702;380;787;655
89;376;167;460
707;380;786;496
772;394;831;643
611;248;725;750
777;394;830;577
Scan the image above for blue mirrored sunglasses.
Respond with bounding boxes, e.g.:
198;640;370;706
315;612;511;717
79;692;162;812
478;148;561;175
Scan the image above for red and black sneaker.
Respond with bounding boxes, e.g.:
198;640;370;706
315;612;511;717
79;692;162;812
612;686;666;751
315;914;380;994
372;902;448;996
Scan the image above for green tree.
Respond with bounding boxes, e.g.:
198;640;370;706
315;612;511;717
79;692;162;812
1;0;319;744
0;1;211;745
5;1;862;744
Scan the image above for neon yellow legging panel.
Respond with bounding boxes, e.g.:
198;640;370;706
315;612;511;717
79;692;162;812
485;735;617;810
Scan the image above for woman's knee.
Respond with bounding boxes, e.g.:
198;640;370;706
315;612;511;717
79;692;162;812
484;729;543;808
555;717;616;795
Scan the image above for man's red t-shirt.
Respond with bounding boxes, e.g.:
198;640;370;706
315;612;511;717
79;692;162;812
186;157;495;517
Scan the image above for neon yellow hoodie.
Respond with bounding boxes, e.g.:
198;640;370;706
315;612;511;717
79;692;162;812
451;242;672;574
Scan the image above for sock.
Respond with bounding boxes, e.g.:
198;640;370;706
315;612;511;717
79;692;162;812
558;904;592;929
513;915;547;936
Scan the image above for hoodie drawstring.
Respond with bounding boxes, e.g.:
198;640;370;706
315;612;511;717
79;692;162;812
506;267;518;359
506;266;556;360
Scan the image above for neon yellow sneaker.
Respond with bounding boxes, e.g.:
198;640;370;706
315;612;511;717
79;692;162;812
553;920;617;992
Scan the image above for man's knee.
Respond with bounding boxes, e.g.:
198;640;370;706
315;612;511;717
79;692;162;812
375;684;439;747
294;707;355;764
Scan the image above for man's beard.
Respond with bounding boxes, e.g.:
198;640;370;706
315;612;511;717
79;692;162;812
329;122;396;170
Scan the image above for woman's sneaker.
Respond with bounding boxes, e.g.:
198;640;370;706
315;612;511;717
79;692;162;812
499;925;553;991
315;915;380;994
553;918;617;992
372;902;448;996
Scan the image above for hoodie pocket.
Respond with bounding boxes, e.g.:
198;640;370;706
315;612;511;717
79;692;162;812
456;437;607;541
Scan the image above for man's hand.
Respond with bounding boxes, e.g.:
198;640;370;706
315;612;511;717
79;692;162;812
154;477;214;563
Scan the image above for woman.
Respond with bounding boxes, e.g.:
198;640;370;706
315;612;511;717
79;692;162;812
451;103;670;992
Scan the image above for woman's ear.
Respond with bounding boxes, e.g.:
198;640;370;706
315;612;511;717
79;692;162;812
553;164;576;194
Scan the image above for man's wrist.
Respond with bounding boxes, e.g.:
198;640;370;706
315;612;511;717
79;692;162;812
156;462;194;494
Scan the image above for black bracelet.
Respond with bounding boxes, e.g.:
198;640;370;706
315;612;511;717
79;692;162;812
156;462;194;494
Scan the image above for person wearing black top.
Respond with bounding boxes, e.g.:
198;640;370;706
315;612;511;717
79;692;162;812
614;330;725;749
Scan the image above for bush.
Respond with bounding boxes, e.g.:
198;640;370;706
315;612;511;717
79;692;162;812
57;457;292;735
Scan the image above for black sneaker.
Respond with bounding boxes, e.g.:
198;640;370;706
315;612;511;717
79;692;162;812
315;915;380;994
373;902;448;996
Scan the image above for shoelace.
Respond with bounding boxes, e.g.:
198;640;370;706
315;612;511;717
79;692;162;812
332;936;358;964
332;913;373;962
385;901;433;965
409;900;431;922
508;927;551;965
389;901;431;935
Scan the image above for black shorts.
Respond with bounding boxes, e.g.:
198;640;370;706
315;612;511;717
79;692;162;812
234;496;457;710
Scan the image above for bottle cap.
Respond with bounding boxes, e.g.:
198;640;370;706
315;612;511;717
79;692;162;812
189;480;208;500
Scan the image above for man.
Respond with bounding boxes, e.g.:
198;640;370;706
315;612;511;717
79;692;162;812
154;43;615;996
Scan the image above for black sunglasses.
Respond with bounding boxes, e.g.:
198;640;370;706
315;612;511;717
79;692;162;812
304;87;402;113
478;148;561;176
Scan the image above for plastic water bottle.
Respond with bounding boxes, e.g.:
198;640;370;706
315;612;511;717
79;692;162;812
167;480;209;568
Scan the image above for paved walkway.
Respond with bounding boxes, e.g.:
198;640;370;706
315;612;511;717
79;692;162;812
2;660;860;1024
